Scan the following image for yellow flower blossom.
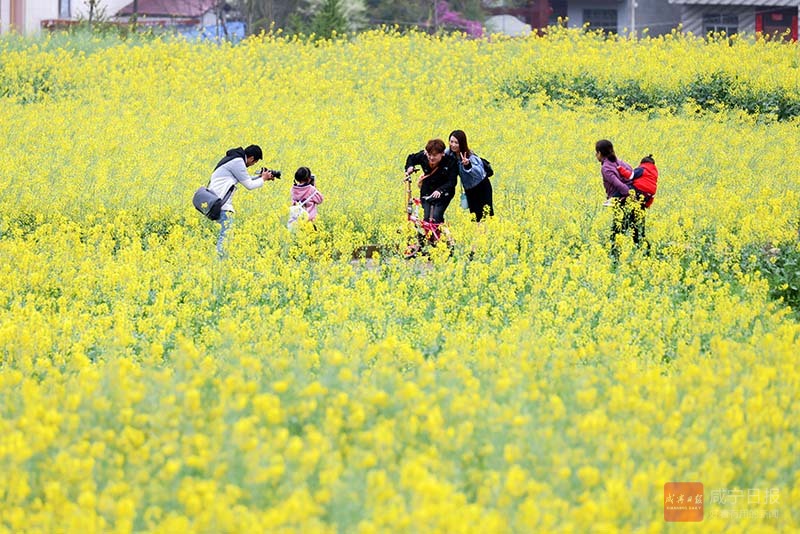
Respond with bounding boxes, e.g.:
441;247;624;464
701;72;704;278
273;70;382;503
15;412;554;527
0;28;798;532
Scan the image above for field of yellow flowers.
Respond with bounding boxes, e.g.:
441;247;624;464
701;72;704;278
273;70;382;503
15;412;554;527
1;27;799;531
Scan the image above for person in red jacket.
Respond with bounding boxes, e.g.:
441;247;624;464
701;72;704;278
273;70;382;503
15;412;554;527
618;154;658;208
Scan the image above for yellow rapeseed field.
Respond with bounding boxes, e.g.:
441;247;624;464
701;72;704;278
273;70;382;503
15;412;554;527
0;27;798;532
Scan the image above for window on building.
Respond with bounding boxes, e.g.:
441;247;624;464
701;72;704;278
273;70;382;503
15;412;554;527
703;13;738;35
59;0;71;19
584;9;617;34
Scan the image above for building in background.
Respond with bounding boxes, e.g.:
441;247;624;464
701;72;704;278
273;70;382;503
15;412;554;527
668;0;799;40
0;0;237;37
484;0;551;33
115;0;219;27
489;0;798;39
2;0;799;40
482;0;681;36
114;0;244;39
1;0;129;34
548;0;681;36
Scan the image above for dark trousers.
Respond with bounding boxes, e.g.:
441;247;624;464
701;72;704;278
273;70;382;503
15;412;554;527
412;196;452;250
465;178;494;222
421;195;452;224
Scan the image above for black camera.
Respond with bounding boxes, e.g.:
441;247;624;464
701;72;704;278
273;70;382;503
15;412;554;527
260;168;281;179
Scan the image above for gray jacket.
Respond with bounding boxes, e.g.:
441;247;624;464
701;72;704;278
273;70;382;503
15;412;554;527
208;149;265;212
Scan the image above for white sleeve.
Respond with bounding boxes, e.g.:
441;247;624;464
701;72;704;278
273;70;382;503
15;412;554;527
239;176;265;190
231;159;264;190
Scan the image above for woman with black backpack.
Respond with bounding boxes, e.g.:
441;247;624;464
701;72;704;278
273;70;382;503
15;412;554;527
447;130;494;222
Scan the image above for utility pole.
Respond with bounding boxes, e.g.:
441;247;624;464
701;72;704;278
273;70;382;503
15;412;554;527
132;0;138;31
630;0;637;37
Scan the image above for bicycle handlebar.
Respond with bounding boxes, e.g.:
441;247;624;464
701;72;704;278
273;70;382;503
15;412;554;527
404;168;420;182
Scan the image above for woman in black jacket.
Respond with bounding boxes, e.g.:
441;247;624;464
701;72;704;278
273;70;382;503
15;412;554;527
404;138;458;224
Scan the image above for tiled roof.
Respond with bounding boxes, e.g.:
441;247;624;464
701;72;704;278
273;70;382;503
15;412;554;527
117;0;218;17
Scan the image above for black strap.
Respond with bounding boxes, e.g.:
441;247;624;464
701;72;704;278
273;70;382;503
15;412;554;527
220;184;236;205
214;149;245;170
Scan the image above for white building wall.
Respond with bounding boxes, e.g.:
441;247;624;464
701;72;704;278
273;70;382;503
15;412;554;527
567;1;630;33
1;1;9;34
679;5;754;36
634;0;682;35
24;1;58;34
0;0;135;35
204;11;218;26
73;0;131;19
566;1;679;36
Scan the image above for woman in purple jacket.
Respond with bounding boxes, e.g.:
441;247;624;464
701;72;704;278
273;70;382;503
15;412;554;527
595;139;646;257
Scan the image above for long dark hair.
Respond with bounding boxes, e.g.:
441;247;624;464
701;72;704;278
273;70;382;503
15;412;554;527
449;129;471;157
595;139;617;162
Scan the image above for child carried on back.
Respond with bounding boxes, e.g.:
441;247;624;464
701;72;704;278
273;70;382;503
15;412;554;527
288;166;324;229
618;154;659;208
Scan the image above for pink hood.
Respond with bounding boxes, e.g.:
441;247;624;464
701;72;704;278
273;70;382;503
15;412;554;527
291;185;324;220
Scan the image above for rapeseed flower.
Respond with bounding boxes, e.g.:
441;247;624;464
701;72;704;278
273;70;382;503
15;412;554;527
0;28;798;531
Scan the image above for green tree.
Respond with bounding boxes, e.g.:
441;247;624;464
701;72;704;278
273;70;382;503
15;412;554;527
236;0;304;35
363;0;431;28
310;0;349;37
237;0;482;35
284;0;365;36
448;0;484;22
238;0;364;36
361;0;484;32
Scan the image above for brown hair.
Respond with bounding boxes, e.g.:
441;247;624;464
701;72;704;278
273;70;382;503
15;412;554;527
425;138;446;155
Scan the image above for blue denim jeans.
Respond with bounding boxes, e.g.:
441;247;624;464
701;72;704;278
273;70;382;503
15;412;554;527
217;211;233;257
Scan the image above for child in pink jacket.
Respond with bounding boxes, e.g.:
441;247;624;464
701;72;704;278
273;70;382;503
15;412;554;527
288;166;324;229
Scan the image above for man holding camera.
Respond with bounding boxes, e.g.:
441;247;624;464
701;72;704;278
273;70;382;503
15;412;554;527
208;144;279;257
